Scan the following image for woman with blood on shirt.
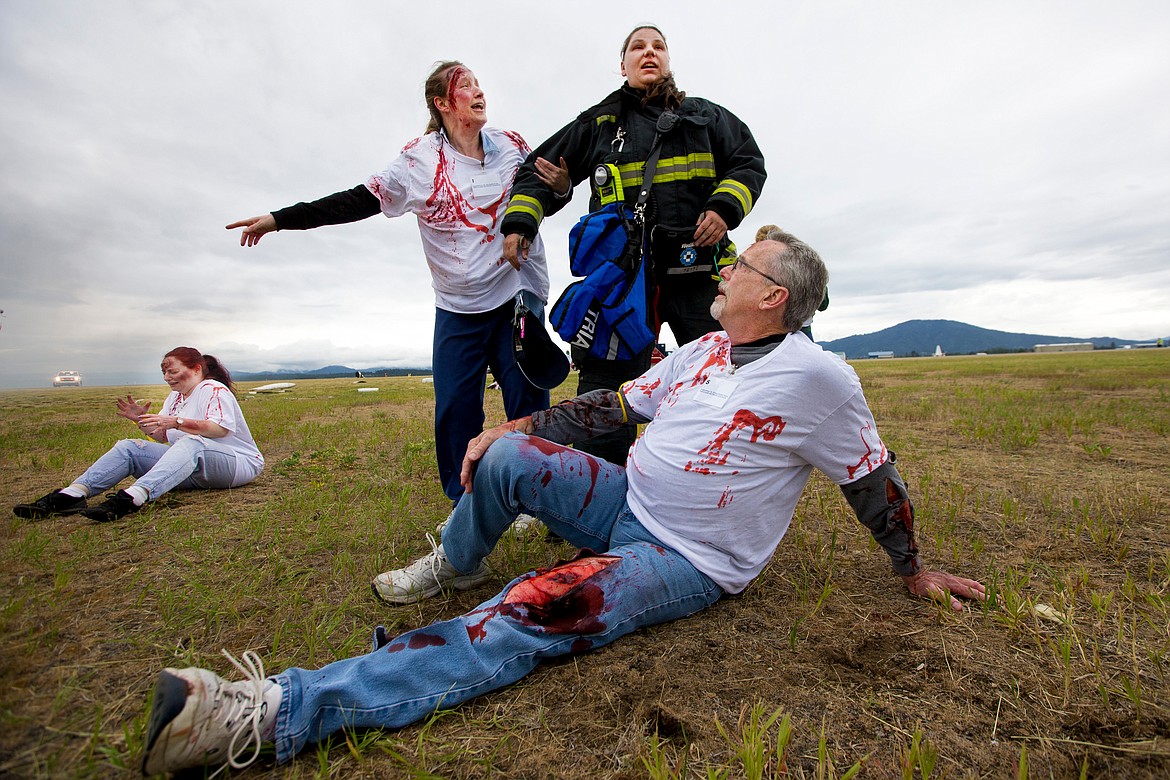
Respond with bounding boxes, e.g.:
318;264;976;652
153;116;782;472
12;347;263;523
228;61;562;512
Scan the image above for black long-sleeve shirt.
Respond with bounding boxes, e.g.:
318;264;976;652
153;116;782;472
270;185;381;231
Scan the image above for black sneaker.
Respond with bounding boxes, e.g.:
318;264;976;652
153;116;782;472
13;490;87;519
79;490;141;522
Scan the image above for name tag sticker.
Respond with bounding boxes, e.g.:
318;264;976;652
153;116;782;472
694;376;737;408
471;173;502;198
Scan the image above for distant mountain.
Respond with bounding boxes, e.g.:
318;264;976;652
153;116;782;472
234;365;432;382
819;319;1152;359
228;319;1165;378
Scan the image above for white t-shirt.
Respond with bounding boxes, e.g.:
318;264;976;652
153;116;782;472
622;331;888;593
366;127;549;314
163;380;264;484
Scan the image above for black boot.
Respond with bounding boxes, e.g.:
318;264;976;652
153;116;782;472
80;490;141;522
13;490;87;519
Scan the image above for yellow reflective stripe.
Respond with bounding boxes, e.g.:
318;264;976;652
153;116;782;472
615;153;718;188
617;165;644;189
658;152;715;175
594;114;617;126
713;179;753;215
505;194;544;223
653;167;716;184
717;241;737;269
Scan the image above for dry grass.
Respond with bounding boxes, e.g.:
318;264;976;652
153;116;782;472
1;349;1168;778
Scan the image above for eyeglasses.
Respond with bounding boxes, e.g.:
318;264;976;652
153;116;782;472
730;256;783;287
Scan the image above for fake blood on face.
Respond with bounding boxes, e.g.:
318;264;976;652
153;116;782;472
445;66;468;102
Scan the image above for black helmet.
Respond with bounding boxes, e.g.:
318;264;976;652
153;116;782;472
512;294;570;390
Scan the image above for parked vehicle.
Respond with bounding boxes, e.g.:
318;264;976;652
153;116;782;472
52;371;82;387
650;344;669;366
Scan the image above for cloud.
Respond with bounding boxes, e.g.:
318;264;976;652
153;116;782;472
2;0;1168;387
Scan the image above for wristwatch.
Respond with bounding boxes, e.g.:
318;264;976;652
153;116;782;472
176;418;186;427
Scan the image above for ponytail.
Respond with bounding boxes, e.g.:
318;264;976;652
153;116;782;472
640;72;685;111
201;355;234;392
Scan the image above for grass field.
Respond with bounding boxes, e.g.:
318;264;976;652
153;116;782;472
2;349;1168;778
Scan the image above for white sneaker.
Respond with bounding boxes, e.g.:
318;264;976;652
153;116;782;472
141;650;275;776
510;513;540;535
371;534;491;604
434;507;455;536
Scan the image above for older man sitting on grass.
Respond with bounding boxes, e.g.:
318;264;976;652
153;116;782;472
139;230;985;776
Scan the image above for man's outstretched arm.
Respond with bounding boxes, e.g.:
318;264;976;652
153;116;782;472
841;456;986;612
459;390;648;492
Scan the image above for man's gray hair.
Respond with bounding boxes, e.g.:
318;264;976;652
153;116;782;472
761;228;829;333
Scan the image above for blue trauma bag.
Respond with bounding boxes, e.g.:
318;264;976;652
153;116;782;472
550;203;655;361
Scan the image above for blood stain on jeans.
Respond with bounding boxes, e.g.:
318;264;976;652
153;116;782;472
465;554;618;641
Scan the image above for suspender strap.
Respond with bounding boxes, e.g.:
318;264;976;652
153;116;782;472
633;110;679;224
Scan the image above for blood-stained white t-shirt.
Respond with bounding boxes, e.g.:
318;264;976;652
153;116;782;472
622;331;888;593
366;127;549;314
163;380;264;484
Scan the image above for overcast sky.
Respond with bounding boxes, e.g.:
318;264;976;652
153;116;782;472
2;1;1168;387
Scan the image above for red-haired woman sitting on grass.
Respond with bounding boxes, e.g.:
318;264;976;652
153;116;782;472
13;347;263;522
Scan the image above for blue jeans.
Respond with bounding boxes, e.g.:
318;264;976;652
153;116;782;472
271;433;723;762
432;291;550;502
74;436;250;500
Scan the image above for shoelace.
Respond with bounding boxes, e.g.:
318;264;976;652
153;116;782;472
426;532;445;579
394;532;446;580
94;491;135;512
218;649;268;771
